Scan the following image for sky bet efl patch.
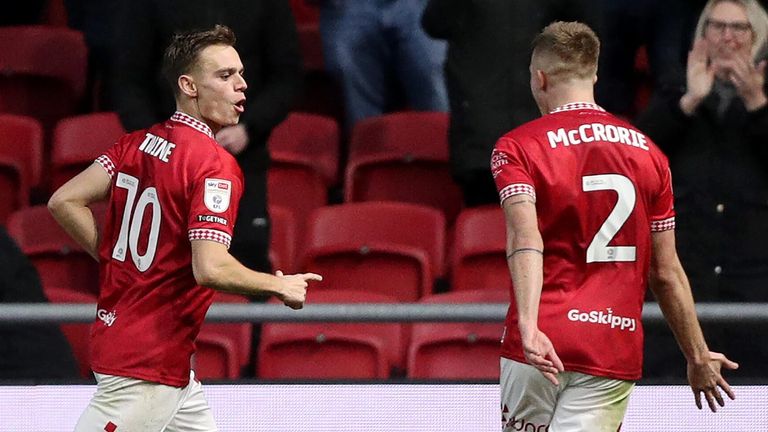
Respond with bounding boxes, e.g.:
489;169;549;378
204;178;231;213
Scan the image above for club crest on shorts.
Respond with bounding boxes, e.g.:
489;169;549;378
204;178;231;213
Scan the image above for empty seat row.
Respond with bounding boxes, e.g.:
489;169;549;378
7;201;509;301
48;287;507;381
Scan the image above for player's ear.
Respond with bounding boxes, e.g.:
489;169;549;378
593;73;598;85
536;69;547;91
178;75;198;98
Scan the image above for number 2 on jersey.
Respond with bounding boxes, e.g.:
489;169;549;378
582;174;636;263
112;172;162;272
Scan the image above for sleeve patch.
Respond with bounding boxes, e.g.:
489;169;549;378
203;178;232;213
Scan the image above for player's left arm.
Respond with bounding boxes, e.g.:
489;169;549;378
649;229;739;411
48;163;111;260
503;194;564;384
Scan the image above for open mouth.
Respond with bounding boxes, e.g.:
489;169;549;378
234;99;245;113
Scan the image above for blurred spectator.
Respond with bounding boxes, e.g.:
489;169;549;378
636;0;768;379
64;0;120;110
317;0;448;131
422;0;599;207
595;0;703;119
0;226;79;380
0;0;46;25
112;0;304;275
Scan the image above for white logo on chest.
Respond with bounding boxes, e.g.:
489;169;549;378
97;309;117;327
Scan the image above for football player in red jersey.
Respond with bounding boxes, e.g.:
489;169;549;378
494;21;738;431
49;25;321;431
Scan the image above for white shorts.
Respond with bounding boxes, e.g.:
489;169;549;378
74;370;217;432
500;358;634;432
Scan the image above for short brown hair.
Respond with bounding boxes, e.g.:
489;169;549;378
162;25;237;96
531;21;600;82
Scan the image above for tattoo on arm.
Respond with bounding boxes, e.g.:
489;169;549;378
506;248;544;259
506;198;536;207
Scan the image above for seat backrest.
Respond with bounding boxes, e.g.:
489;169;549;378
51;112;125;190
193;332;240;380
199;292;253;370
407;289;507;379
348;111;449;161
0;26;87;131
259;290;403;379
45;287;96;379
0;25;87;98
451;205;510;292
345;112;463;222
268;112;339;185
7;204;105;295
269;205;298;273
302;202;446;300
0;114;43;222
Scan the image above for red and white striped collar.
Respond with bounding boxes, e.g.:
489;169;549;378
170;111;214;139
550;102;605;114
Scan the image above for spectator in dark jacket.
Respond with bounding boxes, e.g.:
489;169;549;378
422;0;600;206
636;0;768;379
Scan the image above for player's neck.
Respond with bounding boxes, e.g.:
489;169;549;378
545;84;595;113
175;101;222;135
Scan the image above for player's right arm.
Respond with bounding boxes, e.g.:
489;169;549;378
649;229;739;411
48;163;112;260
190;239;321;309
502;194;564;385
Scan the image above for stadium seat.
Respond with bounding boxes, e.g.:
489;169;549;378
0;26;87;133
288;0;323;70
267;112;339;247
51;112;125;190
6;203;107;296
269;205;298;273
197;291;253;377
258;290;404;379
301;202;446;301
407;289;507;379
344;112;464;223
451;205;511;292
45;287;97;379
0;114;43;224
193;332;240;380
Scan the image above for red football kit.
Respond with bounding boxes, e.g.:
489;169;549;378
492;102;675;380
91;112;243;387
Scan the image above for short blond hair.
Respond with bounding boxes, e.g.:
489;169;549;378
693;0;768;61
531;21;600;83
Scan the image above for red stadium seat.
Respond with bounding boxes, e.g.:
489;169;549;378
269;205;298;273
258;290;403;379
45;287;97;379
267;112;339;246
288;0;323;70
6;203;107;296
0;26;87;133
0;114;43;223
345;112;464;223
51;112;125;190
301;202;446;301
193;332;240;380
197;291;253;377
407;289;507;379
451;205;511;292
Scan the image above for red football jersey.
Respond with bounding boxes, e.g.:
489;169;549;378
91;112;244;386
492;103;675;380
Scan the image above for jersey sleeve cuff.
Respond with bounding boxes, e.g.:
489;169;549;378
499;183;536;205
188;228;232;248
95;155;116;179
650;217;675;232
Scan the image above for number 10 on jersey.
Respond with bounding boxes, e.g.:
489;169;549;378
112;172;162;272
